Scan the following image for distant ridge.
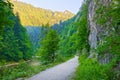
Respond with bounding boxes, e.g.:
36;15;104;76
11;0;75;26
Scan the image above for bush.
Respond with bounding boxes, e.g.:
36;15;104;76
0;63;33;80
74;55;118;80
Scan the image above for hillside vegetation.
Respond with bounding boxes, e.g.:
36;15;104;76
74;0;120;80
11;0;74;26
0;0;120;80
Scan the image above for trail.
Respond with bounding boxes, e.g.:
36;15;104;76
29;56;79;80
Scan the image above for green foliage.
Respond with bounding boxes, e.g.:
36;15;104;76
97;34;120;59
74;55;119;80
14;14;33;60
0;15;33;61
95;0;120;31
0;27;23;61
54;1;90;59
0;57;70;80
75;1;90;53
74;0;120;80
95;0;120;60
0;61;52;80
0;1;33;61
95;0;120;36
11;1;74;26
26;26;43;53
37;29;60;63
59;24;77;55
0;0;14;33
0;63;32;80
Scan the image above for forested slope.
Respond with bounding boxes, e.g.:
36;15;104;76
25;15;77;55
0;1;33;62
0;0;120;80
11;0;74;26
74;0;120;80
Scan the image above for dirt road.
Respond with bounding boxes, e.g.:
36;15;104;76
29;56;79;80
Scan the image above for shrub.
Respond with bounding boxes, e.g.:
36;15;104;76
74;55;118;80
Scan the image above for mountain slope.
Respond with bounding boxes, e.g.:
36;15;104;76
11;0;74;26
25;15;77;53
74;0;120;80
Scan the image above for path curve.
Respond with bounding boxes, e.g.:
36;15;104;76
29;56;79;80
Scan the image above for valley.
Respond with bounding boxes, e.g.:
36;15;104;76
0;0;120;80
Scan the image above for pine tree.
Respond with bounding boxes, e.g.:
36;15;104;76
0;0;14;33
0;1;33;61
13;13;33;60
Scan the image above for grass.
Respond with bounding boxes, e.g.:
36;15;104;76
74;55;119;80
0;55;74;80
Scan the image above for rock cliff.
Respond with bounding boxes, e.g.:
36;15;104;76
87;0;118;64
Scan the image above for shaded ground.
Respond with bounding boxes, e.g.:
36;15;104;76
29;56;79;80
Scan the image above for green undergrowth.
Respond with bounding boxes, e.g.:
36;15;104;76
0;61;59;80
0;55;74;80
74;55;119;80
0;62;45;80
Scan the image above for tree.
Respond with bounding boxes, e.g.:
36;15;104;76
0;14;33;61
38;29;59;63
0;0;14;33
0;0;16;61
75;3;90;53
0;1;33;61
0;0;14;52
13;13;33;60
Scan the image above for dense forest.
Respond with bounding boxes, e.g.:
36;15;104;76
0;0;33;62
0;0;120;80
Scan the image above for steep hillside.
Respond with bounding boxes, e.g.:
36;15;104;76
26;27;42;52
75;0;120;80
0;0;120;79
25;16;76;53
11;0;74;26
88;0;120;63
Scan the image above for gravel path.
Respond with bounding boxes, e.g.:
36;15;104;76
29;56;79;80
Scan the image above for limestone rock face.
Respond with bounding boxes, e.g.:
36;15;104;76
88;0;97;49
88;0;112;50
87;0;113;63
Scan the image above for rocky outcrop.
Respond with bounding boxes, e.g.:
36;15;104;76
87;0;114;64
88;0;97;50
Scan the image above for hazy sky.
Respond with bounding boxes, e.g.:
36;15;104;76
18;0;83;14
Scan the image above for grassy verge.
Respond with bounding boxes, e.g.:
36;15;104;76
0;55;74;80
74;55;120;80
